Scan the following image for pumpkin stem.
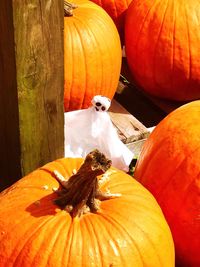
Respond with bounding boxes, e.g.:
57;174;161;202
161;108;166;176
64;1;78;16
53;149;121;217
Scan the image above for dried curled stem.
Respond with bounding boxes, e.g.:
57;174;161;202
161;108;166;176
53;150;121;217
64;1;78;16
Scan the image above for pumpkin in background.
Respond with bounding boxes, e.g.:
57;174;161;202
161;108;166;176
90;0;132;43
64;0;121;112
125;0;200;101
0;150;174;267
134;101;200;267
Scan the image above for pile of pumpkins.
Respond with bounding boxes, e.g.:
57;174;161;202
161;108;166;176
64;0;200;111
0;0;199;266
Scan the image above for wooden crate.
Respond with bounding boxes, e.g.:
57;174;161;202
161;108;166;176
109;99;153;158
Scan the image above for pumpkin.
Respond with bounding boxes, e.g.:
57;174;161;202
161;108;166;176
125;0;200;101
134;101;200;267
90;0;132;43
0;150;174;267
64;0;122;112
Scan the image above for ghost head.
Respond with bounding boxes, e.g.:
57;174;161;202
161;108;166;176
91;95;111;112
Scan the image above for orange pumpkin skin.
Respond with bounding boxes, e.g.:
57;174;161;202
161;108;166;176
64;0;122;112
90;0;132;43
125;0;200;101
0;158;174;267
134;100;200;267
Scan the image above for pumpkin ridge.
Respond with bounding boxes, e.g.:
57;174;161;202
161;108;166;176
81;215;104;266
111;0;118;19
102;198;170;239
177;174;200;213
156;145;200;202
99;212;155;266
171;1;176;91
158;169;200;221
89;14;116;97
61;217;77;267
88;213;129;266
71;20;87;109
83;6;121;98
126;0;160;72
8;216;57;266
184;3;192;87
79;217;92;267
137;130;200;198
120;212;166;267
29;216;68;267
67;17;75;111
54;212;76;267
121;197;166;222
135;140;165;182
71;16;100;108
152;0;170;89
71;21;84;111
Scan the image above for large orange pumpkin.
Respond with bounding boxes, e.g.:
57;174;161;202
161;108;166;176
64;0;122;111
0;150;174;267
125;0;200;101
90;0;132;43
134;101;200;267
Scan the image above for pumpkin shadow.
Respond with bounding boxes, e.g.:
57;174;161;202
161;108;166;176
25;190;62;218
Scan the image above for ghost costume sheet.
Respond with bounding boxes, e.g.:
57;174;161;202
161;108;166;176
64;95;134;172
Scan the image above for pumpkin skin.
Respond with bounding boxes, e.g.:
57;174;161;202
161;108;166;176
134;100;200;267
125;0;200;101
64;0;122;112
0;158;174;267
90;0;132;43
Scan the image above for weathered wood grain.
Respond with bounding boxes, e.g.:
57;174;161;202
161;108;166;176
13;0;64;174
0;0;64;191
109;99;150;143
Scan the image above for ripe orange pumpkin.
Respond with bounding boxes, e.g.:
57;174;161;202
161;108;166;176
64;0;122;112
134;101;200;267
125;0;200;101
90;0;132;43
0;150;174;267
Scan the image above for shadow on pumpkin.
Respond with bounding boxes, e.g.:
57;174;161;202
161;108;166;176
25;167;67;217
25;190;63;218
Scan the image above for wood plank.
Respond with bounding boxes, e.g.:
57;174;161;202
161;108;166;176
109;99;150;144
126;139;147;157
13;0;65;174
0;0;64;191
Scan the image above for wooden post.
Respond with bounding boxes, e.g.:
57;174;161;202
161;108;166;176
0;0;64;191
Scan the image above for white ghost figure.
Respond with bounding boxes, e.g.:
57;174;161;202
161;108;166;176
64;95;134;171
